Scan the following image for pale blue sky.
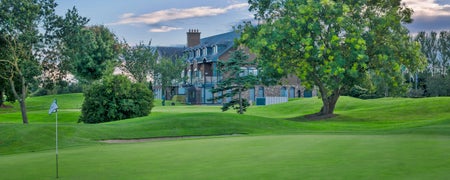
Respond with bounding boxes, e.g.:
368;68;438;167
55;0;251;46
55;0;450;46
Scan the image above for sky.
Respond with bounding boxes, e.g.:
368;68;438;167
55;0;450;47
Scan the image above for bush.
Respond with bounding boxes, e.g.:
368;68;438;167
171;95;186;104
31;82;83;97
57;83;83;94
348;85;369;98
79;75;154;124
31;88;50;97
408;89;425;98
426;75;450;96
347;85;383;99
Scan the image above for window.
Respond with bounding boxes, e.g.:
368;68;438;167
281;87;287;97
217;91;223;103
248;67;258;76
239;67;248;77
239;67;259;77
289;87;295;98
258;87;265;97
249;88;255;102
213;45;218;54
196;49;200;57
203;47;207;56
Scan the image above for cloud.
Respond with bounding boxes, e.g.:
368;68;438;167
149;26;183;33
403;0;450;17
402;0;450;33
111;3;248;26
120;13;135;19
406;15;450;33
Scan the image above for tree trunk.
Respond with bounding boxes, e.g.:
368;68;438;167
319;93;340;116
238;87;243;114
0;90;4;107
19;99;29;124
9;77;29;124
313;75;341;117
317;87;341;117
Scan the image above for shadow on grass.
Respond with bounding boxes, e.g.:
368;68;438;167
286;113;339;122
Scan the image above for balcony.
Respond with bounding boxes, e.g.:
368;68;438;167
189;76;220;87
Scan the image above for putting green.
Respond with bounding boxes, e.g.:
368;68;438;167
1;134;449;179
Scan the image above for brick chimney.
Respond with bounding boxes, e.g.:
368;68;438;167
187;29;201;48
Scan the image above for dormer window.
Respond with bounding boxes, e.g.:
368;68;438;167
203;47;207;56
196;49;200;57
213;45;218;54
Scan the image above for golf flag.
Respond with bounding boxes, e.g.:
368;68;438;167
49;99;58;115
50;99;60;178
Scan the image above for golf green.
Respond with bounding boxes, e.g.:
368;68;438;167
1;134;449;179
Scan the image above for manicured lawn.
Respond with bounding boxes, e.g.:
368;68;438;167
0;94;449;179
1;134;449;179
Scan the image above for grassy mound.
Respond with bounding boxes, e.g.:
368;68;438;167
1;95;449;154
1;94;449;179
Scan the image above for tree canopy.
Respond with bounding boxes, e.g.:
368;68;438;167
240;0;426;117
0;0;93;123
61;24;120;83
122;41;158;83
0;0;63;123
154;56;186;97
415;31;450;76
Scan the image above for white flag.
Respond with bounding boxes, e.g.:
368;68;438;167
49;99;58;115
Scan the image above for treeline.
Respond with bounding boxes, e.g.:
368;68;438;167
412;31;450;97
345;30;450;99
0;0;184;124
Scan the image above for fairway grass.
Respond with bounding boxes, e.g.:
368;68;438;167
1;134;449;179
1;94;450;179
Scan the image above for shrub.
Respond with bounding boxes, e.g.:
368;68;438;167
79;75;154;123
426;75;450;96
408;89;425;98
57;83;83;94
31;88;50;97
171;95;186;104
348;85;369;98
31;82;83;97
347;85;383;99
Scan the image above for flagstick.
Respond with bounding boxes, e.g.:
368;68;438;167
56;110;59;179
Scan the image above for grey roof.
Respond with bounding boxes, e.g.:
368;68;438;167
156;46;185;59
186;31;240;63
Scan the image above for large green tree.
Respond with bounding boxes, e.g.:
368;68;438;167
211;49;259;114
415;31;440;76
39;7;89;93
413;31;450;96
61;25;120;83
439;31;450;74
122;41;158;83
154;56;186;99
241;0;425;117
415;31;450;76
0;0;61;124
